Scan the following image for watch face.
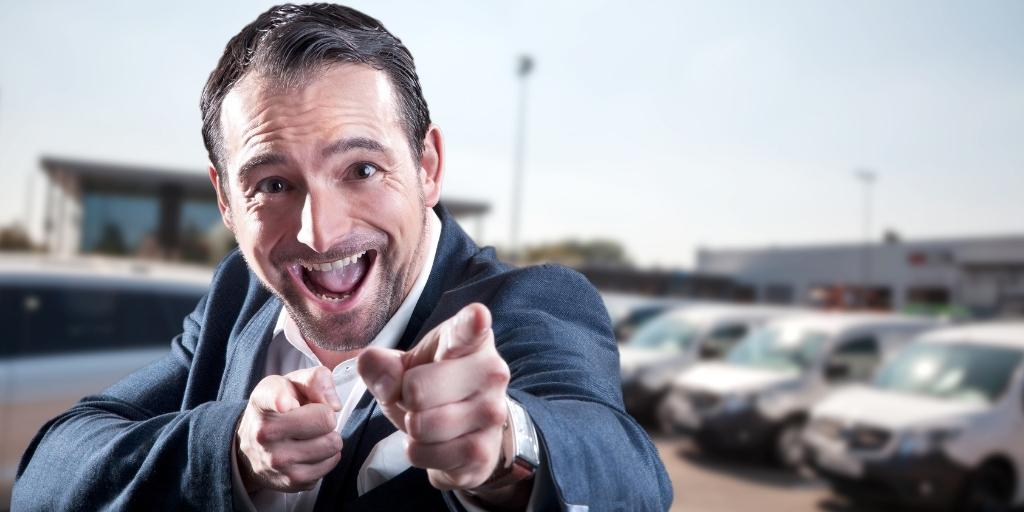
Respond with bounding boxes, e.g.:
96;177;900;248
508;400;540;467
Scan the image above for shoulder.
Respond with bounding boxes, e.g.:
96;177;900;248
201;248;276;334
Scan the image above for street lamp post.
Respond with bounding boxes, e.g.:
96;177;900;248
854;169;877;308
509;55;533;263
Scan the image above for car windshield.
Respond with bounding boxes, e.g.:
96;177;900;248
874;342;1023;404
727;327;829;372
628;315;700;352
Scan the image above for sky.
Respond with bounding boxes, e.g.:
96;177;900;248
0;0;1021;267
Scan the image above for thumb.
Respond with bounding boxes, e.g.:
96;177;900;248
357;347;408;432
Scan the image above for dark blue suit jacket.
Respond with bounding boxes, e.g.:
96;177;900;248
13;205;672;511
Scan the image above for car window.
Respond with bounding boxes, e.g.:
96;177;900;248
701;323;750;359
6;284;202;357
826;336;880;382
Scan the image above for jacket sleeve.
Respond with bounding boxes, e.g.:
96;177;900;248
490;265;673;511
11;289;248;511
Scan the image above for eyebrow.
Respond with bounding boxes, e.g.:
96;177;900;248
237;152;289;183
321;137;387;158
235;137;388;183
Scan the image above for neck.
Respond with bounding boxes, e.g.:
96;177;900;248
312;345;362;370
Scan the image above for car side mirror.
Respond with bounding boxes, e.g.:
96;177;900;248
825;360;850;381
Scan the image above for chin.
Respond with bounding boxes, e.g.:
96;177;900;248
275;249;400;352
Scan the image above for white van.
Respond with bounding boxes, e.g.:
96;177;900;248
0;255;211;508
619;304;800;422
659;312;936;468
804;322;1024;512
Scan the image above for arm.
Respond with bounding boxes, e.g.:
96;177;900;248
12;286;247;510
491;265;673;511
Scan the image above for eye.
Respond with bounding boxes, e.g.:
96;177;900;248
352;163;378;180
255;177;292;194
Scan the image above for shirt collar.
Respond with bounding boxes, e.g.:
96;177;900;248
273;209;443;364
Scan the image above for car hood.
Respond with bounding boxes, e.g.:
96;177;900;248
675;361;798;395
812;385;988;431
619;346;680;373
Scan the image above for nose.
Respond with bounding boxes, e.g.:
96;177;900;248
296;187;352;253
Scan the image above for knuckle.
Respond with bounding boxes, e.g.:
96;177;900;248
405;441;426;467
451;471;477;489
464;436;489;463
485;360;511;387
480;398;506;427
254;422;277;445
403;377;426;410
405;411;425;440
316;407;336;433
267;452;290;470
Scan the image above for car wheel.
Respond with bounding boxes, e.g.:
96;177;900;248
774;418;807;471
959;462;1015;512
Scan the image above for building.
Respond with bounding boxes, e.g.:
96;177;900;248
696;235;1024;317
40;156;490;265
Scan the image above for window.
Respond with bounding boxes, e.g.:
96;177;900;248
5;284;202;357
700;324;749;359
826;336;880;382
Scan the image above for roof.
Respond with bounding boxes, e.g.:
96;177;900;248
919;322;1024;350
764;311;937;336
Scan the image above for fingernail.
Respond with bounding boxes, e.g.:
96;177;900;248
371;373;396;403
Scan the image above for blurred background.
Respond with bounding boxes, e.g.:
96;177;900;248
1;1;1022;510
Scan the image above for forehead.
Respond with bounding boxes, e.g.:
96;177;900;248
218;64;404;168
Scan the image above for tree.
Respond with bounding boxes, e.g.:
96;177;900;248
521;239;631;268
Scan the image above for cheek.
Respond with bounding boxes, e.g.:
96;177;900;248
234;208;293;261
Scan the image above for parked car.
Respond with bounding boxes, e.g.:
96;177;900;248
804;322;1024;512
0;255;211;507
600;292;693;343
620;303;801;422
659;312;936;468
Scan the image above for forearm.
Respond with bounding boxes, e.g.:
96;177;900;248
12;395;247;511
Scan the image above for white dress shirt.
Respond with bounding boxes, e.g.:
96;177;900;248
231;210;546;511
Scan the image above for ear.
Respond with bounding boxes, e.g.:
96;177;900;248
419;124;444;208
208;162;235;232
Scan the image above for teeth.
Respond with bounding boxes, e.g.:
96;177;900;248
302;251;366;273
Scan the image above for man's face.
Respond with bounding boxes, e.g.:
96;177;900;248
212;64;442;352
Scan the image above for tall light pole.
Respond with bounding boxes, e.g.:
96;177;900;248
854;169;877;308
509;55;533;263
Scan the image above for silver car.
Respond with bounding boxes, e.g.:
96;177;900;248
0;255;210;508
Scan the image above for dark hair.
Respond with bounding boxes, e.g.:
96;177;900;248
200;3;431;192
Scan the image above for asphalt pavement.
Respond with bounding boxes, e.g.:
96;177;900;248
652;433;883;512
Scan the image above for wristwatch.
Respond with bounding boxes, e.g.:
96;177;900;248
474;397;540;491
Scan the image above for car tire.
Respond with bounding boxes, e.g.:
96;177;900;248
773;418;807;471
958;461;1015;512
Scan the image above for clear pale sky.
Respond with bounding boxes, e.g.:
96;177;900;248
1;1;1021;267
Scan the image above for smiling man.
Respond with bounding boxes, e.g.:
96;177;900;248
12;4;671;511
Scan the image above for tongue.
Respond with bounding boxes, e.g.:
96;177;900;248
307;257;368;294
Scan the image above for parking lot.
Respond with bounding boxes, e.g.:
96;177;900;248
652;433;873;512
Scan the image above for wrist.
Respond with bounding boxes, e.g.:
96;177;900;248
234;419;262;493
466;397;539;507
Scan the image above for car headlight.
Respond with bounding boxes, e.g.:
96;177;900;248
897;428;961;457
721;394;751;414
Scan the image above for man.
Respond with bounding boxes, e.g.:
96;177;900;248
13;4;671;511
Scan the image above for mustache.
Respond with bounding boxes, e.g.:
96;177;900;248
269;231;388;266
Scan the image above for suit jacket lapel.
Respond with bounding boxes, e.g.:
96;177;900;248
217;297;281;401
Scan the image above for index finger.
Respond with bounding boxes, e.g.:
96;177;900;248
284;366;342;411
405;303;493;369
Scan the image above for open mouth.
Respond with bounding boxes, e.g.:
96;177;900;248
293;249;376;308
